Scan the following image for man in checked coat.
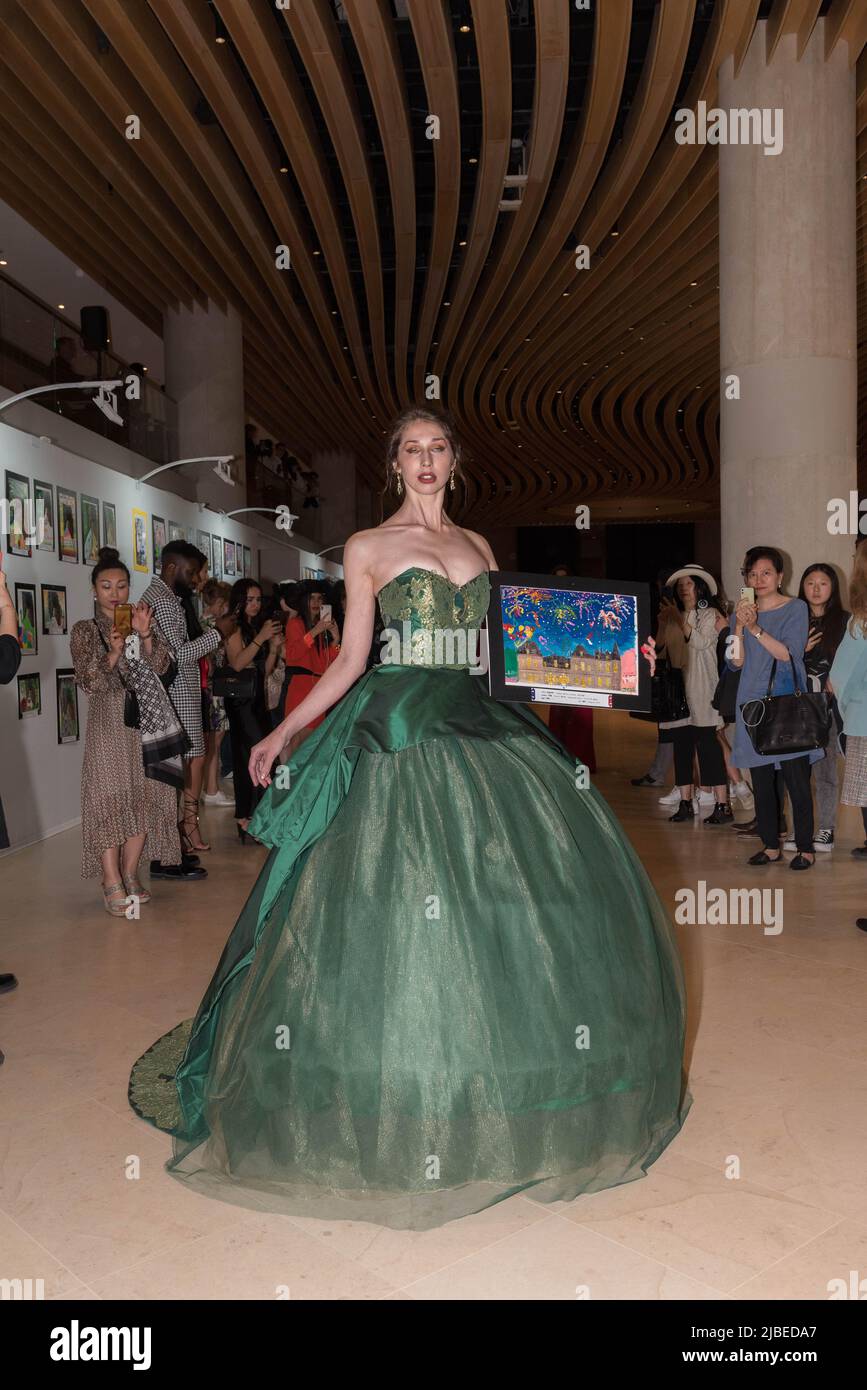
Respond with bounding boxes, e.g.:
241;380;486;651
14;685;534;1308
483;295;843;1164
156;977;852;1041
143;540;233;879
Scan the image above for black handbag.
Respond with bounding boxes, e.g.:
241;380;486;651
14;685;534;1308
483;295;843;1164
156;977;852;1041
93;620;140;728
653;658;690;723
213;666;257;700
740;657;831;756
712;667;740;724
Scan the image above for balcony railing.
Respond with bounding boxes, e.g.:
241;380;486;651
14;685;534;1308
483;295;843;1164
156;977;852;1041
0;271;178;466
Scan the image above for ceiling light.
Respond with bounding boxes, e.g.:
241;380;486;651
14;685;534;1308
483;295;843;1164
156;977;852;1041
279;165;289;174
58;303;65;309
458;239;466;246
459;23;471;32
468;157;477;164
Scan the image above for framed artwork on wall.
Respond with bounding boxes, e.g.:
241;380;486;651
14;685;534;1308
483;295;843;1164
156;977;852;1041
223;538;236;576
152;516;166;573
17;672;41;719
211;535;221;579
5;470;32;558
15;582;37;654
41;584;68;636
34;480;56;553
243;546;252;578
132;509;148;573
168;520;185;543
102;500;117;552
80;494;100;565
57;488;78;563
56;669;79;744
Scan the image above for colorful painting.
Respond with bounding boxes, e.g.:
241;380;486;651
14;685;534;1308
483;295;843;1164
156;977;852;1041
4;470;32;558
196;530;211;576
102;500;117;551
56;669;79;744
501;586;639;696
243;545;252;578
34;480;56;553
132;508;148;573
152;516;166;573
15;582;37;654
57;488;78;563
17;672;41;719
223;538;236;577
41;584;67;636
80;494;100;565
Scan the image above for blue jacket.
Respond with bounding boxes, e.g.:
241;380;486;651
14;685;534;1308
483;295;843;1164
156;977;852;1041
829;624;867;736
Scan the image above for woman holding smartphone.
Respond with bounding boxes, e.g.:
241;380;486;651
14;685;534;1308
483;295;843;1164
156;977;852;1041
282;579;341;757
727;546;819;868
71;547;188;914
223;579;281;840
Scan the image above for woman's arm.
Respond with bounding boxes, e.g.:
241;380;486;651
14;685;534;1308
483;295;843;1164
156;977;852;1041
70;621;120;694
745;600;806;666
249;535;376;784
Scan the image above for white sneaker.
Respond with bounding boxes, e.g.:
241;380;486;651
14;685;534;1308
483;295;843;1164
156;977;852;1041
202;790;234;807
658;787;682;805
783;839;798;852
814;829;834;851
695;789;715;807
730;780;753;802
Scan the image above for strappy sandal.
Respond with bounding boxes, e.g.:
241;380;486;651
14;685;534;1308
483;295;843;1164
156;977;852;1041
180;794;211;852
122;873;151;904
102;880;130;917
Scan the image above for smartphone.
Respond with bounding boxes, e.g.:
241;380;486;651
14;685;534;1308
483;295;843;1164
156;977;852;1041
320;603;332;623
740;586;755;604
114;603;133;637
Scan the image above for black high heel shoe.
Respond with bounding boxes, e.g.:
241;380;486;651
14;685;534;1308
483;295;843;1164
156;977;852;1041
236;822;250;844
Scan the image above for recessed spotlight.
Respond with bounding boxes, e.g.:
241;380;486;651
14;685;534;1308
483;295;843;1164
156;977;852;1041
58;303;65;309
0;259;8;266
468;157;477;164
458;239;467;246
442;301;450;306
279;165;288;174
459;23;471;32
313;249;321;255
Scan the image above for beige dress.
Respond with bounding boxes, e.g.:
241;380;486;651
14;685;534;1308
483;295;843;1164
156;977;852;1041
70;612;181;877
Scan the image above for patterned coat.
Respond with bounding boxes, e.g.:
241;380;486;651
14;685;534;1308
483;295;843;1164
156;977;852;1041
142;576;219;758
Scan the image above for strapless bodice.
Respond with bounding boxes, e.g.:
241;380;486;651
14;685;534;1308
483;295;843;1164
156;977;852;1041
376;565;490;670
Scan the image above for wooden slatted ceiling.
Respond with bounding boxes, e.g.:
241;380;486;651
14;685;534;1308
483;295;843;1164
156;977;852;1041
0;0;864;523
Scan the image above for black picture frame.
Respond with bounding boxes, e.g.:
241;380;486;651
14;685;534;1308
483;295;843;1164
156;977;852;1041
56;668;79;743
486;572;652;713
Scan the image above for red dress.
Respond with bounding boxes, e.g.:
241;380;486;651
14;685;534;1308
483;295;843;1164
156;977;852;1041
283;616;339;732
548;706;597;772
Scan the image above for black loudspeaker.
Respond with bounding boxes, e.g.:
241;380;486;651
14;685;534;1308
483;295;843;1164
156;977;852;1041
80;305;111;352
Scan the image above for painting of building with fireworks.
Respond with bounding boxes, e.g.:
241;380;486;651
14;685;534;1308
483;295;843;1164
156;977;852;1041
502;585;639;696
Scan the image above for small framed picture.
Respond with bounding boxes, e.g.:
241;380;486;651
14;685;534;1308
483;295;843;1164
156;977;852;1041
196;530;211;574
168;520;185;542
80;495;100;566
211;535;221;579
102;500;117;551
41;584;68;636
152;516;166;573
243;545;252;578
56;669;79;744
223;538;236;576
17;671;41;719
34;480;56;552
5;470;32;558
15;582;38;654
132;508;148;573
57;488;78;563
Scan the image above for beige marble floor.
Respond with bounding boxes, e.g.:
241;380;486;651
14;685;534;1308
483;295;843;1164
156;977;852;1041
1;713;865;1301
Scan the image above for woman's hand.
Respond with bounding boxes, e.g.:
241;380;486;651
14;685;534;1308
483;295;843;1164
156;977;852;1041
825;677;834;697
258;618;282;645
108;626;126;656
326;620;340;642
735;599;757;629
248;727;288;788
805;626;823;653
309;617;330;636
657;598;679;627
640;636;657;678
131;601;153;636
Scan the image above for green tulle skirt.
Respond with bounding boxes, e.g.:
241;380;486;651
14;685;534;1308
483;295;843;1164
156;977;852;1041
129;665;690;1229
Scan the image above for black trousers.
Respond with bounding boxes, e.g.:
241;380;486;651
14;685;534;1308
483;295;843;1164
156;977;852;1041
225;696;271;820
672;724;726;789
752;757;814;852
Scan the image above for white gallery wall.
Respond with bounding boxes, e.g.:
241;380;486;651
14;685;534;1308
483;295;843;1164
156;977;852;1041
0;422;338;855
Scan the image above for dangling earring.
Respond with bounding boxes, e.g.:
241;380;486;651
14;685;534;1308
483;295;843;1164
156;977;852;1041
394;469;403;496
449;466;455;491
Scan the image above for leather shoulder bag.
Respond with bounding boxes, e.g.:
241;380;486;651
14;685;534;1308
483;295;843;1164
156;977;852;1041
740;656;830;756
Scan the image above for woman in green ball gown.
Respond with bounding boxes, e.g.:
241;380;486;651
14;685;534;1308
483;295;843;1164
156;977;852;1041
129;408;690;1230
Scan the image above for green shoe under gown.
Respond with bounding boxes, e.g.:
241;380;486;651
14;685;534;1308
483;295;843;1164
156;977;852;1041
129;567;690;1229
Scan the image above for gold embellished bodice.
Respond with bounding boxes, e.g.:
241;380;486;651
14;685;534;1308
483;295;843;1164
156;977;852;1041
376;566;490;670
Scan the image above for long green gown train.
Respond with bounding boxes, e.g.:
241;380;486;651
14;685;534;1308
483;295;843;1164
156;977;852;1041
129;567;690;1229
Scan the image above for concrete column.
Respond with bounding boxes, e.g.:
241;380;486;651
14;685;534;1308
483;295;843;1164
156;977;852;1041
719;21;856;605
164;299;246;513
